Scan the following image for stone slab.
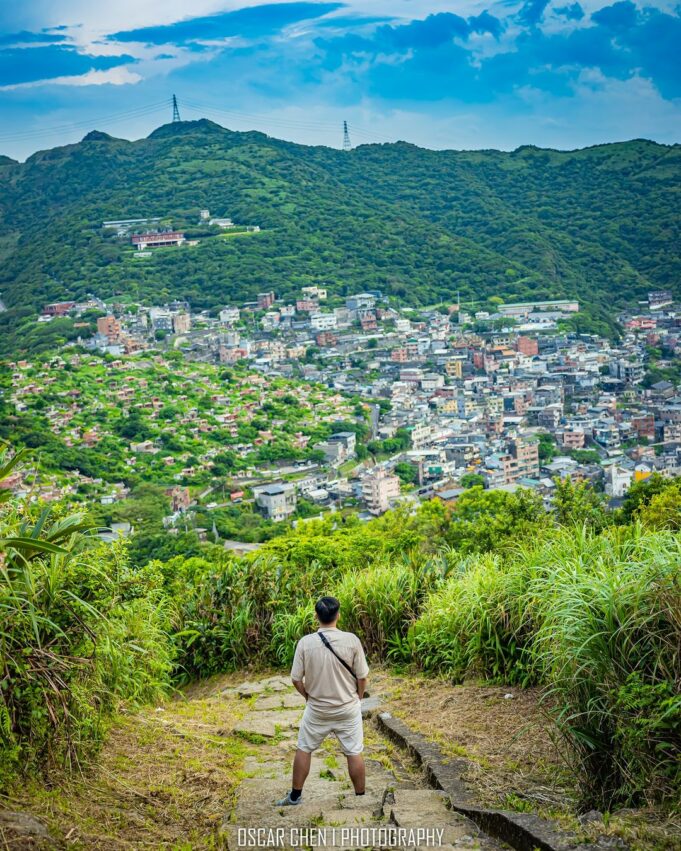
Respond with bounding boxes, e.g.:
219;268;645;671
389;788;471;847
254;692;305;711
376;711;622;851
234;709;303;739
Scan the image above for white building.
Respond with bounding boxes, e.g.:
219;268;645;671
310;312;337;331
302;286;327;300
261;311;281;331
253;482;297;521
605;465;633;498
362;468;400;515
346;293;376;312
219;307;241;325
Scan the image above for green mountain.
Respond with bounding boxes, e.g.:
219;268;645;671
1;120;679;355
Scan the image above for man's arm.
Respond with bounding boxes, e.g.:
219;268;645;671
292;679;308;701
291;640;307;700
354;638;369;701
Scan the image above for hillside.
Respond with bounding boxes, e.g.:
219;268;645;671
0;120;679;355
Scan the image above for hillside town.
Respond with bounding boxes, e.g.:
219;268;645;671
4;285;680;540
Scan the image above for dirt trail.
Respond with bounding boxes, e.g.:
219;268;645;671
220;674;505;851
4;670;676;850
1;670;552;849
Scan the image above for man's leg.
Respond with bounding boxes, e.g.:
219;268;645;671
346;754;365;794
292;749;312;792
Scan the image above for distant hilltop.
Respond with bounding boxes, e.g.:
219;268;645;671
0;120;679;356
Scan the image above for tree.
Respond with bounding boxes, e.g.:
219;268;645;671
537;432;557;462
619;474;671;524
636;483;681;530
460;473;485;489
552;476;608;530
115;411;152;441
445;486;545;554
395;462;418;485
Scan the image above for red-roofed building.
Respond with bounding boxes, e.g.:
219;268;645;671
131;231;185;250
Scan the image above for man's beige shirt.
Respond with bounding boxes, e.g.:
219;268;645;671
291;626;369;710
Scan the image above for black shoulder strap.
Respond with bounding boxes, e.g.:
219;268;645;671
317;630;357;681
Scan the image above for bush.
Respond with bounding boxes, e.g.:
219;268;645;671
0;479;173;790
408;525;681;808
531;526;681;808
334;559;424;660
409;552;537;685
271;603;316;668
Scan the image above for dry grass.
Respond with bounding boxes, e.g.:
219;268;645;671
3;673;254;850
373;669;681;851
4;668;678;851
372;669;574;810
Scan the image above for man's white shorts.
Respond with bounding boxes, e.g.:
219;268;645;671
297;701;363;756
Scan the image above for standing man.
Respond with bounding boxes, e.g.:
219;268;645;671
277;596;369;806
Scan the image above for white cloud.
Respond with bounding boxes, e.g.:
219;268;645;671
0;65;142;91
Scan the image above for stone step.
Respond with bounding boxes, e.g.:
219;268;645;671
223;677;507;851
233;708;303;738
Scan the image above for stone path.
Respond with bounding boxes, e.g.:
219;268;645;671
221;676;506;851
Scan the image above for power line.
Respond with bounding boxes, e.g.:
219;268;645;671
182;99;342;133
181;98;396;144
0;99;170;143
0;94;399;149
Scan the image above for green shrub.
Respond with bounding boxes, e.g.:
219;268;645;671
270;602;316;667
171;561;256;679
408;552;537;685
408;525;681;808
530;526;681;808
0;483;172;791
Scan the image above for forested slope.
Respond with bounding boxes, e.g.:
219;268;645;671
0;120;679;355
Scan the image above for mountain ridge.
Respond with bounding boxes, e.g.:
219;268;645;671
0;121;679;355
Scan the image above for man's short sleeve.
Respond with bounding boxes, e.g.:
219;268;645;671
353;637;369;679
290;639;305;681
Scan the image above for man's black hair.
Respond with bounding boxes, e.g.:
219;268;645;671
315;596;340;625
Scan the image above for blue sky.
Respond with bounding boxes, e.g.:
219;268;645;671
0;1;679;159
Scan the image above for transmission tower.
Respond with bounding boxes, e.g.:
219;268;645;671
342;120;352;151
172;94;181;123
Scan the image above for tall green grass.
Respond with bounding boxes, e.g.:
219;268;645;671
0;447;173;790
408;526;681;808
529;526;681;807
167;500;680;809
7;446;672;813
408;552;537;685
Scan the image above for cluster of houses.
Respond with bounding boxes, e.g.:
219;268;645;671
11;285;681;527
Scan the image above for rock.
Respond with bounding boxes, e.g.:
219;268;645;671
0;811;55;847
236;676;292;697
262;677;291;692
389;789;472;846
253;695;284;710
578;809;604;825
234;709;302;738
234;717;278;737
281;691;305;707
236;680;267;697
360;695;382;716
254;692;305;711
